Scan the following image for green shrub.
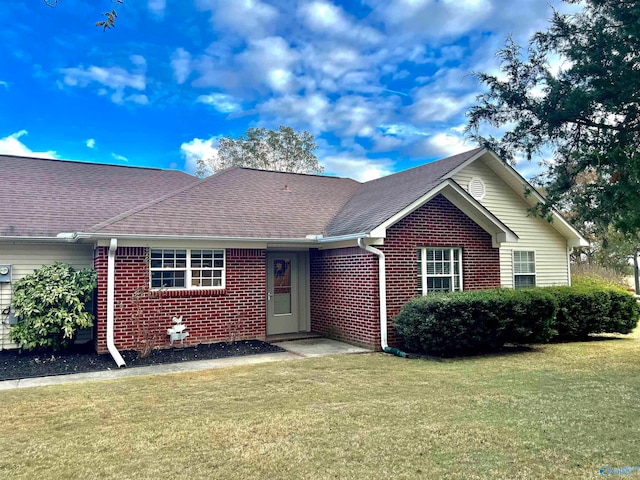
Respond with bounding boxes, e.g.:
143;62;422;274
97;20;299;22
394;288;557;357
550;281;639;340
395;281;640;356
10;263;97;351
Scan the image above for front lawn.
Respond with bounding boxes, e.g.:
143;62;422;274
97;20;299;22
1;332;639;479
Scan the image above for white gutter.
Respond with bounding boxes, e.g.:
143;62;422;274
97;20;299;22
357;238;389;350
107;238;126;367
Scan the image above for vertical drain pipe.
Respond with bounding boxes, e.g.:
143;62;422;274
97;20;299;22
107;238;126;367
357;238;407;357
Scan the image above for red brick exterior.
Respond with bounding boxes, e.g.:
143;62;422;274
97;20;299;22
310;247;379;348
381;194;501;345
94;247;266;353
92;195;500;353
310;194;500;349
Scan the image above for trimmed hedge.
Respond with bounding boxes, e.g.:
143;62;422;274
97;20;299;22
394;288;557;357
394;284;639;356
549;284;639;341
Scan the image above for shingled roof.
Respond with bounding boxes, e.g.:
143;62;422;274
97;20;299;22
1;149;485;239
0;155;198;237
325;148;483;236
89;167;361;238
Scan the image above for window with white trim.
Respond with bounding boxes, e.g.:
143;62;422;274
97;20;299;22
417;247;463;294
150;249;225;289
513;250;536;289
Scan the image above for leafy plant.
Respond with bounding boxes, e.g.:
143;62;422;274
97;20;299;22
10;263;97;351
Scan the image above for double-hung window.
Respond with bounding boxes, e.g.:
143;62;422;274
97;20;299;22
150;249;225;289
513;251;536;288
417;247;463;294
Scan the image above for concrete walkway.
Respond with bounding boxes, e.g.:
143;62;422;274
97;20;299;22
0;338;372;391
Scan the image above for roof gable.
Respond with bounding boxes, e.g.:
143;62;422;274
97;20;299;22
325;148;484;236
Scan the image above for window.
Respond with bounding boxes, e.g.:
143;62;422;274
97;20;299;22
513;251;536;288
417;248;463;294
150;249;225;289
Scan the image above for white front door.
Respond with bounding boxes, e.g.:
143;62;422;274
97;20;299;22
266;253;299;335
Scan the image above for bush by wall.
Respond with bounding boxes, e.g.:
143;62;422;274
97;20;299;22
395;283;639;356
10;263;97;351
394;288;557;357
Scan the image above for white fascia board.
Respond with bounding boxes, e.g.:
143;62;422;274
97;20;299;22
368;180;518;245
73;232;318;244
478;150;589;247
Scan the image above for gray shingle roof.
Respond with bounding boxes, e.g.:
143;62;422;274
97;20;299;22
324;148;483;236
0;155;198;237
1;149;484;239
91;167;361;238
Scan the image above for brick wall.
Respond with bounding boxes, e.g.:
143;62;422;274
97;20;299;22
381;194;501;345
310;247;380;349
95;247;266;353
310;194;500;350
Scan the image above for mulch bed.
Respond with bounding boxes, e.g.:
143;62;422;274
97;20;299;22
0;340;285;381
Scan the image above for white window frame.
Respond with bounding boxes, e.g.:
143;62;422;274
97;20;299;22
513;250;536;289
417;247;463;295
149;248;226;290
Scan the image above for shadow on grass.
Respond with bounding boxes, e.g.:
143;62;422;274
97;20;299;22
404;344;542;362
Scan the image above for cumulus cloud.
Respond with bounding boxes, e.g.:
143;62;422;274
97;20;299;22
85;138;96;149
196;0;279;40
322;154;394;182
59;56;147;105
180;137;220;173
197;93;241;113
0;130;57;158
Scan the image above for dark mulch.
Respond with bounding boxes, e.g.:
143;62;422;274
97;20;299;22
0;340;285;381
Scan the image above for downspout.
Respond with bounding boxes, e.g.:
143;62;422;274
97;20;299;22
107;238;126;367
357;238;407;357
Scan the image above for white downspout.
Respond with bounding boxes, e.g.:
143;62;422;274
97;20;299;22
107;238;126;367
357;238;390;350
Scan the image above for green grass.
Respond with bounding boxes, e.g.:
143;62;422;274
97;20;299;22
1;332;639;479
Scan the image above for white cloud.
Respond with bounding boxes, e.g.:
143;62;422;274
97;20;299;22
85;138;96;149
323;154;394;182
197;93;241;113
171;48;192;84
298;1;383;45
0;81;8;89
148;0;166;17
125;94;149;105
196;0;279;40
0;130;57;158
60;57;147;105
111;153;129;162
180;137;220;173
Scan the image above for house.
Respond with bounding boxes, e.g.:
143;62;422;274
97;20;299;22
0;148;587;362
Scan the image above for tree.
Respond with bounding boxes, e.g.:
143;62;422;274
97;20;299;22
196;126;323;177
466;0;640;237
44;0;123;30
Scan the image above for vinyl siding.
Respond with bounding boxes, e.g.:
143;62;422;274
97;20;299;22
453;159;570;288
0;243;93;350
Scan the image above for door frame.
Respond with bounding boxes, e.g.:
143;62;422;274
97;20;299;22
266;251;310;335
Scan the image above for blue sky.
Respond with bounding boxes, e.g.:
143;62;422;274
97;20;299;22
0;0;572;181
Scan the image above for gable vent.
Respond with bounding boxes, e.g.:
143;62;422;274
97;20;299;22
468;177;486;200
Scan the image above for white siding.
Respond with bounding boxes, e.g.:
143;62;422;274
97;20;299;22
454;159;570;288
0;243;93;350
